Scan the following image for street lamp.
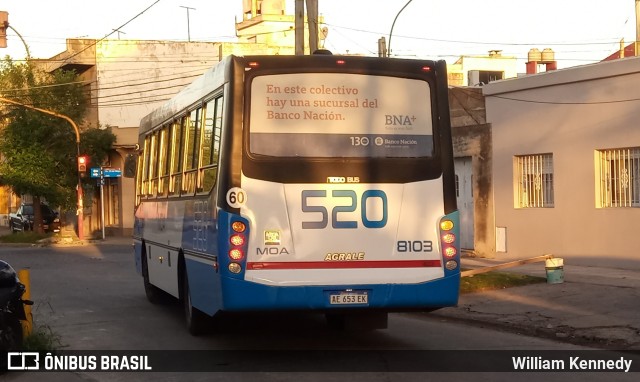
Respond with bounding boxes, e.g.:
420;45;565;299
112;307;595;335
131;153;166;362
179;6;196;42
387;0;414;57
0;97;84;241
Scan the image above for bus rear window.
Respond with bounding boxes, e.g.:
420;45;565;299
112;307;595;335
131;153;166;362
249;73;434;158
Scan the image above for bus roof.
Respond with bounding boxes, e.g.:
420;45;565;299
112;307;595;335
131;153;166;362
139;54;445;135
139;55;235;134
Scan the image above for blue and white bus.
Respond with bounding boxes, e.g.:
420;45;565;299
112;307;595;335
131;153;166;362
132;54;459;334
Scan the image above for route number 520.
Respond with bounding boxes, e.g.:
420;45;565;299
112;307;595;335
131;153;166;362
301;190;388;229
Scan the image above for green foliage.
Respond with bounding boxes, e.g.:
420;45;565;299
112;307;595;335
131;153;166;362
0;231;52;244
460;271;545;294
0;57;112;210
81;127;118;168
22;324;63;352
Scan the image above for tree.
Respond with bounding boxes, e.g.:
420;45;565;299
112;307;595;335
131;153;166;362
0;57;115;233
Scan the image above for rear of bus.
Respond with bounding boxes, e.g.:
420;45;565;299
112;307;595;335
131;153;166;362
218;55;459;323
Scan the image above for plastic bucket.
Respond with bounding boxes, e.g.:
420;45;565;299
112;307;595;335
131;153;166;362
545;258;564;284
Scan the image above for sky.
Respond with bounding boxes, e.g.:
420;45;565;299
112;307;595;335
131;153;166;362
1;0;639;70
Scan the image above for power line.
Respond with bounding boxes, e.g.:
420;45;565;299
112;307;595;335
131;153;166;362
325;22;628;47
61;0;163;64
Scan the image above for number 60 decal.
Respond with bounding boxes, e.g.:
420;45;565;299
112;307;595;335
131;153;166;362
226;187;247;208
301;190;388;229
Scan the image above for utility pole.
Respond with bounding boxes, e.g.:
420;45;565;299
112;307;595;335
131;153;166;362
636;0;640;55
295;0;304;55
378;37;387;57
180;5;196;42
306;0;319;53
295;0;320;55
112;28;126;40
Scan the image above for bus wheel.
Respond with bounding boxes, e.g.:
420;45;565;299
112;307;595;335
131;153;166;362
182;270;208;336
142;250;170;304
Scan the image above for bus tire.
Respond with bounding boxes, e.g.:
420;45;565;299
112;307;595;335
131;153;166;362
141;247;170;304
182;269;208;336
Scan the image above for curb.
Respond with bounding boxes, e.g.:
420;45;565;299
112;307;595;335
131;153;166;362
431;309;639;351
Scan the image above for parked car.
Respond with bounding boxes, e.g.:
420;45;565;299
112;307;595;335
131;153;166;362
8;204;61;233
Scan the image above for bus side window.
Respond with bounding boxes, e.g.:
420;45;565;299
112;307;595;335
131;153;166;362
198;96;223;193
182;108;202;195
135;151;143;206
141;135;152;197
157;125;170;197
149;131;159;197
169;118;185;195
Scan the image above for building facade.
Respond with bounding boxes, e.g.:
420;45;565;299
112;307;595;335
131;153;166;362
448;50;519;86
34;0;306;237
483;57;640;266
449;87;494;257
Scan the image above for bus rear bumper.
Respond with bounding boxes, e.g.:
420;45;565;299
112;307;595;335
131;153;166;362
217;274;460;313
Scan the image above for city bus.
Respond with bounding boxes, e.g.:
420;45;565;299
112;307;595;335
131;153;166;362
131;54;460;335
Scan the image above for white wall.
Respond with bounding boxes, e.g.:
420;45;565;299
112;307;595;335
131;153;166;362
95;41;223;130
484;58;640;264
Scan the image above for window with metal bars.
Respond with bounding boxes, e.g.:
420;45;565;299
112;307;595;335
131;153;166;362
515;154;554;208
597;147;640;208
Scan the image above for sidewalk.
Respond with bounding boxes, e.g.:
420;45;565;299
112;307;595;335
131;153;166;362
432;255;640;350
0;225;132;246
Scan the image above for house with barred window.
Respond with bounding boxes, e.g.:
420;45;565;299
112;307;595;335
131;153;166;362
483;56;640;265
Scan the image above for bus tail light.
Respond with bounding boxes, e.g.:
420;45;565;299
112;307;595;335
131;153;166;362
444;246;457;258
232;221;246;233
442;233;455;244
228;263;242;274
228;219;249;274
230;234;245;246
439;217;460;271
445;260;458;271
229;249;244;261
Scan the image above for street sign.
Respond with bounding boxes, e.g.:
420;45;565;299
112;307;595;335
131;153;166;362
103;168;122;178
90;168;122;178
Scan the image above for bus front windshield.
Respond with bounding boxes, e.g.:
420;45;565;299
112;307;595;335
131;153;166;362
249;73;434;158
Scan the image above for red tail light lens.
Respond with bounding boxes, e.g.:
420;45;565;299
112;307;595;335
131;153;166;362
442;233;455;244
444;246;457;258
230;234;244;246
229;249;244;261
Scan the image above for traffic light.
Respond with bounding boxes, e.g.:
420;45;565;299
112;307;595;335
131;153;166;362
0;11;8;49
77;155;88;177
